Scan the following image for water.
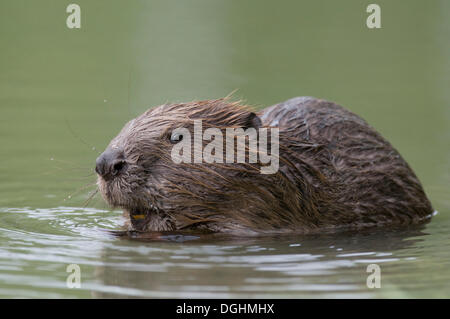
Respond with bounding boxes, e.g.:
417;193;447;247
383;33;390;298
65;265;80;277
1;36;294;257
0;0;449;298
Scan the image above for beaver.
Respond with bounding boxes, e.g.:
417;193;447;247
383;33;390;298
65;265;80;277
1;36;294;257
95;97;433;235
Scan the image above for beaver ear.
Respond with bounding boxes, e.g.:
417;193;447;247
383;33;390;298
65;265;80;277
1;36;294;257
244;112;262;129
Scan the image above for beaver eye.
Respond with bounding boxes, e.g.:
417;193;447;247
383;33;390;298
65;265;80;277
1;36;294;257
170;132;183;144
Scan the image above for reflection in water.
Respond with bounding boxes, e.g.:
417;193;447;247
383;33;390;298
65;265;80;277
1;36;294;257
0;207;449;298
92;226;432;298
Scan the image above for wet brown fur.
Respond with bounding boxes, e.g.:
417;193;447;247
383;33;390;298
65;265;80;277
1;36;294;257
97;97;433;235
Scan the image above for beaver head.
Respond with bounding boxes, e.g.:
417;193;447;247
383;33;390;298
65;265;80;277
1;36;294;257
95;99;319;234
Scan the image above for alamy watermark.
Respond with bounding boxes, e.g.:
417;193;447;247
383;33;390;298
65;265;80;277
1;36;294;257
65;4;381;30
66;4;81;29
366;264;381;288
366;4;381;29
66;263;81;288
170;120;279;174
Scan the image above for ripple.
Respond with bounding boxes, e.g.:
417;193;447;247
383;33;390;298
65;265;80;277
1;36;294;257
0;206;449;298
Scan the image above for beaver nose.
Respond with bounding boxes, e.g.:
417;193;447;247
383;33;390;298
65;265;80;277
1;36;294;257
95;148;127;178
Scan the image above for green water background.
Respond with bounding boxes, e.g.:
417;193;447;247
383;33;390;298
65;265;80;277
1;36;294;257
0;0;449;298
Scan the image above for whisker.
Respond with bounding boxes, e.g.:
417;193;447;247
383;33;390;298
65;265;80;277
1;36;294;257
83;188;99;208
49;158;93;169
64;117;100;154
63;174;97;181
39;161;96;178
64;182;98;201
